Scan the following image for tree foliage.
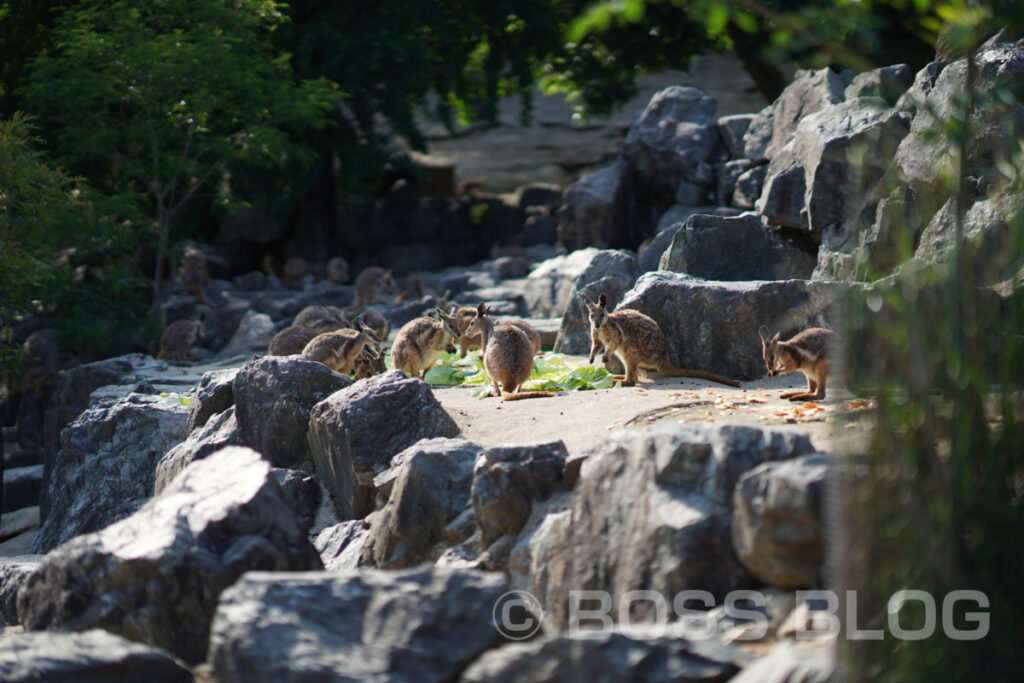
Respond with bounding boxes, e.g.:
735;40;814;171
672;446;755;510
21;0;338;299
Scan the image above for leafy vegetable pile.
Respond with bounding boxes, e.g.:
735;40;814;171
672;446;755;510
387;351;617;395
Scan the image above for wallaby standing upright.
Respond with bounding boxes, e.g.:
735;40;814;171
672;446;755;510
302;321;381;375
466;303;555;401
586;293;740;388
759;326;836;401
327;256;350;284
354;266;397;306
157;316;204;361
177;247;212;305
391;308;461;380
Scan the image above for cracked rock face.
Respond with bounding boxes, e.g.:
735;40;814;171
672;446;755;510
18;447;321;664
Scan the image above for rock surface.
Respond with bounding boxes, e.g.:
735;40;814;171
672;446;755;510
234;355;353;471
308;370;460;520
557;158;634;250
361;437;479;568
519;423;815;629
659;213;815;281
0;555;41;625
34;391;190;553
154;406;239;494
18;447;321;663
208;568;507;683
732;454;828;589
617;273;852;380
0;630;191;683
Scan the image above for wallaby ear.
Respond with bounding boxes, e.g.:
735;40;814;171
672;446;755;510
598;293;607;308
758;325;770;344
771;331;780;344
476;302;486;316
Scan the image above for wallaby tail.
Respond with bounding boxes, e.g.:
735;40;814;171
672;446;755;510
663;365;740;388
501;390;556;401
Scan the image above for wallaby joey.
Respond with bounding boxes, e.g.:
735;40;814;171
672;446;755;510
586;293;740;388
353;344;388;380
302;321;380;375
157;316;204;361
466;303;555;401
354;266;397;306
759;326;836;401
267;325;320;356
391;307;461;380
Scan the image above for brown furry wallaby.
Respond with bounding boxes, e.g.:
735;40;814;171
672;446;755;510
327;256;350;284
454;306;541;359
759;326;836;401
292;305;348;334
586;293;740;388
177;247;212;305
157;317;204;361
353;344;388;380
267;325;320;356
391;307;461;380
354;266;397;306
466;303;555;401
302;321;381;375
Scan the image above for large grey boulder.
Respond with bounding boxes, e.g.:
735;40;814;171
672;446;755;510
361;437;480;569
34;391;190;553
0;555;41;625
845;63;914;105
154;406;239;494
623;86;720;203
218;309;276;358
461;628;744;683
308;370;460;520
520;423;815;629
913;192;1016;283
553;250;640;354
659;213;816;281
41;354;141;461
208;568;508;683
732;454;829;589
471;441;568;548
516;248;598;318
185;366;239;433
234;355;353;471
757;97;909;232
896;45;1024;188
744;68;851;162
617;272;852;380
18;447;321;664
556;158;634;250
0;630;191;683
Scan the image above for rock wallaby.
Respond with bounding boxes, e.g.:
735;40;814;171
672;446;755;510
177;247;212;305
292;305;348;334
353;344;388;380
586;293;740;388
267;325;320;356
466;303;555;401
302;321;381;375
283;256;314;285
354;266;397;306
391;308;461;380
759;326;836;401
157;316;204;361
327;256;350;284
452;305;541;358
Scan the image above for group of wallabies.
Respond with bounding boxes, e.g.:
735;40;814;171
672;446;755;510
158;248;837;403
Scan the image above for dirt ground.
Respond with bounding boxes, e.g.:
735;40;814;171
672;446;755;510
432;353;873;456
